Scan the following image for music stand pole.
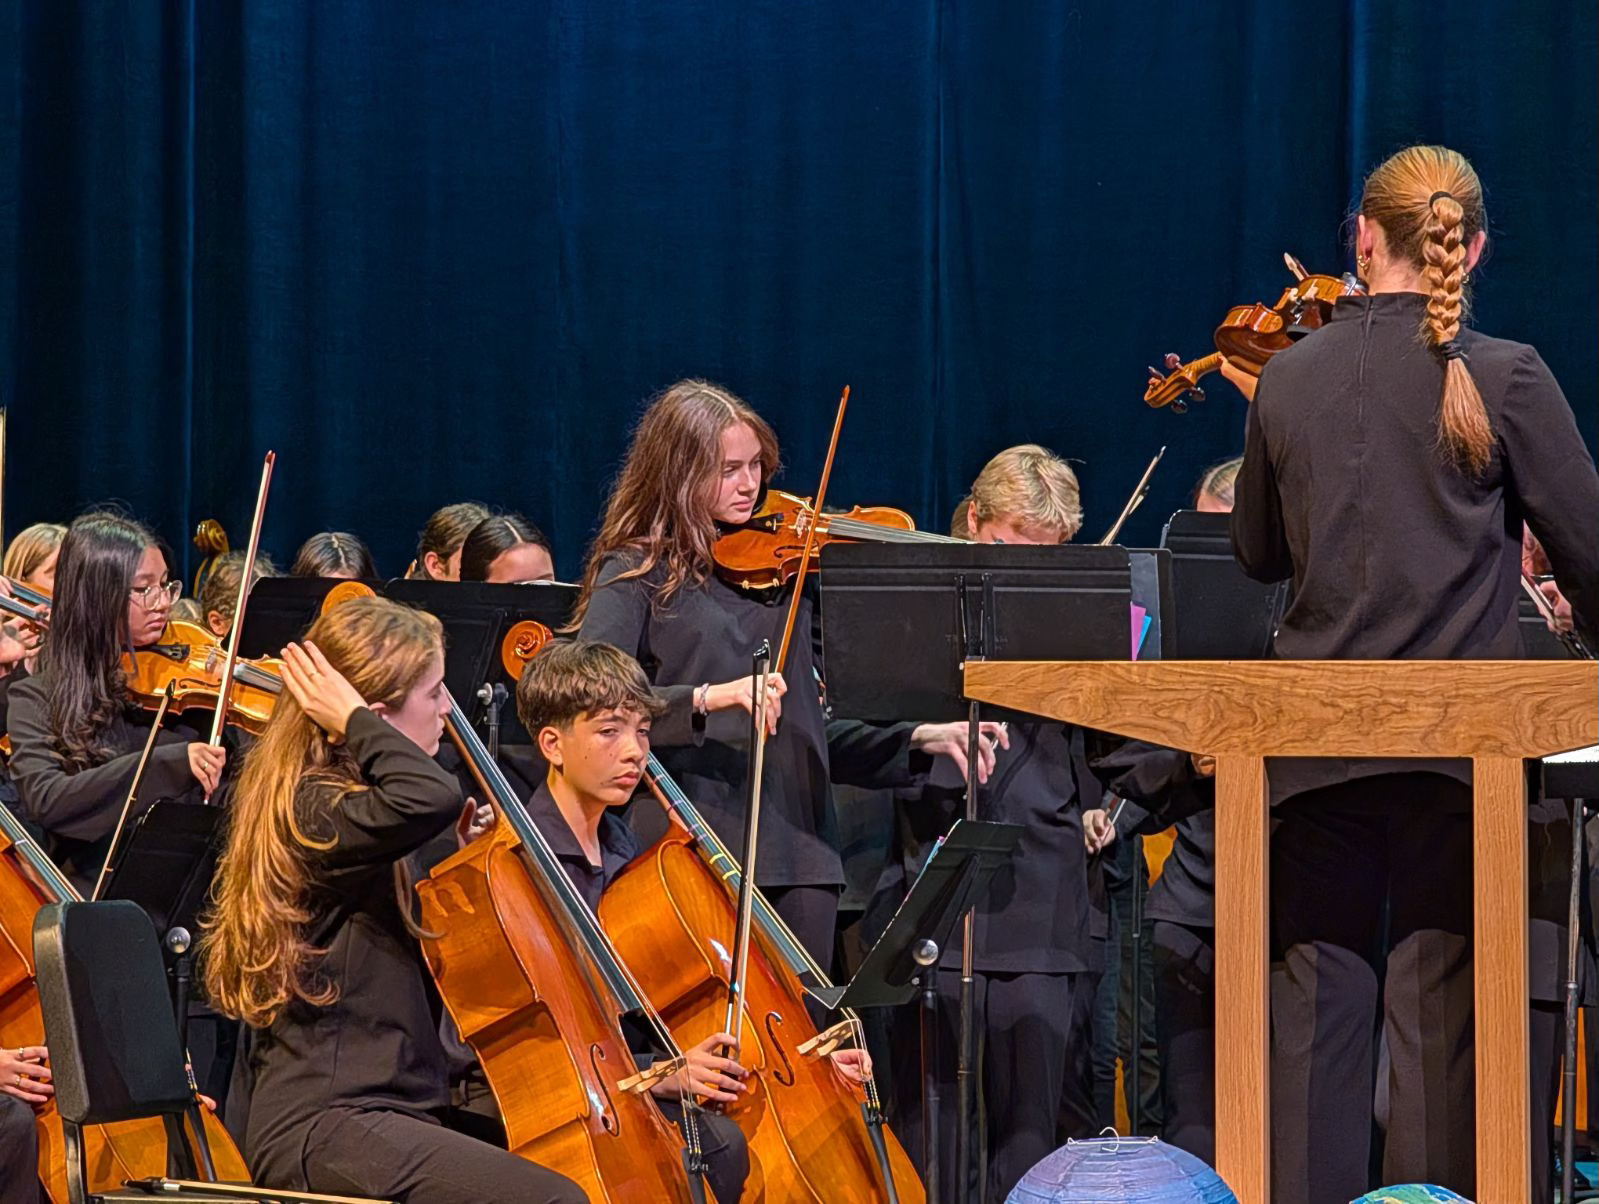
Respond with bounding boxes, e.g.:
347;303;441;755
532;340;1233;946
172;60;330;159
954;574;990;1202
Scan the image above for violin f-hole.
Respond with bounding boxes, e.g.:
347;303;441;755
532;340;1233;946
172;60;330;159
764;1012;796;1086
589;1043;621;1135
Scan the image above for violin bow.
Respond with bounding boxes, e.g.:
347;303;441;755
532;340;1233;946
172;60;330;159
204;450;276;797
774;385;850;672
1096;445;1166;546
92;682;175;901
727;385;849;1045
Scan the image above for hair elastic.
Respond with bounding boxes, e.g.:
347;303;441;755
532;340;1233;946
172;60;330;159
1429;190;1456;207
1437;339;1469;362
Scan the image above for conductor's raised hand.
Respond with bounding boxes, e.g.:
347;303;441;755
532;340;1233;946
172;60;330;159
280;640;366;740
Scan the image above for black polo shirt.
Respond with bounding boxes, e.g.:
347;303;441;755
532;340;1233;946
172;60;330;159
524;778;642;909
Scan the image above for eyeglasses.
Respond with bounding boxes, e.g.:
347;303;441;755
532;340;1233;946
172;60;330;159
130;580;182;609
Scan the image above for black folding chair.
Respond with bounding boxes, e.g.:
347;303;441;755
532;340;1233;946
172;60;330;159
33;899;392;1204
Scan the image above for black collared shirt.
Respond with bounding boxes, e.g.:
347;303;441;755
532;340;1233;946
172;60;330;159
524;779;642;910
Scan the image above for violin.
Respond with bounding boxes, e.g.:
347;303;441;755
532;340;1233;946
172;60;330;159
120;578;376;735
714;490;958;592
1144;253;1366;411
123;620;284;735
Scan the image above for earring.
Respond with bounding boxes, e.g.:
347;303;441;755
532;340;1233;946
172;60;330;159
1356;252;1371;274
1461;271;1471;284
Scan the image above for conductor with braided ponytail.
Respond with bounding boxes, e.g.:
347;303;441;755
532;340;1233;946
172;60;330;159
1228;145;1598;1204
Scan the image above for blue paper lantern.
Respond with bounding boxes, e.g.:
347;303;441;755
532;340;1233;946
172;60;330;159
1351;1187;1473;1203
1006;1136;1238;1203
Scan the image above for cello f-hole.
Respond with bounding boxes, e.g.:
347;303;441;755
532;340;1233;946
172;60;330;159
590;1043;621;1135
764;1012;796;1087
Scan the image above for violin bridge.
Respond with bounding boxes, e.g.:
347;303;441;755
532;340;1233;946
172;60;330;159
796;1019;855;1059
618;1058;680;1095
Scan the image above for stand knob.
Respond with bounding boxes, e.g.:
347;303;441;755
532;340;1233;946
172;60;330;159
912;939;939;967
166;926;192;956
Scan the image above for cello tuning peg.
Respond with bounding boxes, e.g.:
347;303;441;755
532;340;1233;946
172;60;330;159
1171;398;1189;415
1163;352;1183;371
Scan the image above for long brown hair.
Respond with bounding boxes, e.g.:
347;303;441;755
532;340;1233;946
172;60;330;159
199;596;444;1028
40;512;154;770
1359;145;1492;475
572;380;780;622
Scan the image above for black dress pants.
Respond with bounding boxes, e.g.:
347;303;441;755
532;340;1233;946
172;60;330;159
1270;772;1475;1204
892;968;1081;1203
293;1107;589;1204
0;1095;40;1204
766;883;841;974
1150;919;1215;1167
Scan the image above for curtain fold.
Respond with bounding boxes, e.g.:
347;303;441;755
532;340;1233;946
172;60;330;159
2;0;1593;576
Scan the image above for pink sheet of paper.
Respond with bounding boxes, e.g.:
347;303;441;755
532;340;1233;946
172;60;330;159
1130;604;1148;660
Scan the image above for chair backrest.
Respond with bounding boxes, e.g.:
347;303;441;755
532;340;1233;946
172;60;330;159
33;900;196;1124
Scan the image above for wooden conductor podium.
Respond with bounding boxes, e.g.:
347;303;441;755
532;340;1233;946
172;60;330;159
963;660;1599;1204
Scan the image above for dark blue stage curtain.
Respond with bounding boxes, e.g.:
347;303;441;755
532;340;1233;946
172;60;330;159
2;1;1594;577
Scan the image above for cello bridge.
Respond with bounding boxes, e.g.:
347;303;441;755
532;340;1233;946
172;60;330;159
796;1019;854;1059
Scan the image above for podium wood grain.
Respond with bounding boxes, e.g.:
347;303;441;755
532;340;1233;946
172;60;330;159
964;659;1599;1204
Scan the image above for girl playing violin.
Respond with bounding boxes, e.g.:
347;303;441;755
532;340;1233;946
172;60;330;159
1229;145;1599;1204
574;379;988;964
410;502;491;581
5;512;228;895
199;596;586;1204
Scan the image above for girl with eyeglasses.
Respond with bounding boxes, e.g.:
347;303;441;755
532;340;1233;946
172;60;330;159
5;511;229;895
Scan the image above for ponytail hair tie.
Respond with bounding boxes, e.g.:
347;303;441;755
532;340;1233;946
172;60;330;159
1438;339;1468;362
1429;190;1456;207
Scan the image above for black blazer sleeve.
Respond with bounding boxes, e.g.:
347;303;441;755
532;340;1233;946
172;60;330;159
1230;376;1294;583
825;719;926;790
1499;347;1599;649
576;555;698;746
297;708;463;871
1084;729;1214;831
7;677;197;842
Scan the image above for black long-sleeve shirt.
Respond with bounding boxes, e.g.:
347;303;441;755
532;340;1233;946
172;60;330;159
1234;290;1598;653
1232;290;1599;801
7;670;206;894
578;553;922;889
244;708;463;1183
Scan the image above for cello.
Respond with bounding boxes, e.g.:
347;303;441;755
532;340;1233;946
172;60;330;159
604;757;926;1203
416;700;706;1203
494;630;925;1202
0;799;249;1200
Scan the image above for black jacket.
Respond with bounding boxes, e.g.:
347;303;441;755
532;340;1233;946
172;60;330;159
578;553;922;889
1232;291;1599;802
244;708;462;1182
872;725;1210;974
7;670;207;895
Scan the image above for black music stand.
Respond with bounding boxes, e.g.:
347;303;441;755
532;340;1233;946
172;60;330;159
819;541;1134;1204
1159;509;1287;659
815;820;1021;1204
235;577;364;657
99;802;225;1058
383;580;579;749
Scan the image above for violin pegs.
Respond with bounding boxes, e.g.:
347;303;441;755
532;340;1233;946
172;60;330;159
1171;398;1189;414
